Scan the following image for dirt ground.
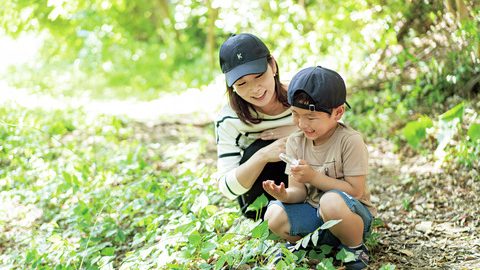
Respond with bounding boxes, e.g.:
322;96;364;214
145;122;480;270
366;138;480;269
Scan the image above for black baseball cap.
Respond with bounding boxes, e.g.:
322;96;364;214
288;66;351;113
219;33;270;87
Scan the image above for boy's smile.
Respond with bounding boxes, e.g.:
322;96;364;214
291;106;343;145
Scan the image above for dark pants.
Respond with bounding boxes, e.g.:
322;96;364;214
237;139;288;220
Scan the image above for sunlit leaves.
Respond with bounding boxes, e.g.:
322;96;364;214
100;246;115;256
439;102;464;122
251;220;269;240
398;101;478;168
246;194;268;220
468;123;480;141
246;194;268;212
402;116;433;149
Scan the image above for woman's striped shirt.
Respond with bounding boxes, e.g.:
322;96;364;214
214;104;293;199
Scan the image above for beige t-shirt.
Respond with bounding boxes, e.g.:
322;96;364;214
285;123;377;216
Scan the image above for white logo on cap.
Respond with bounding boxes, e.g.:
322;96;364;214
237;53;242;60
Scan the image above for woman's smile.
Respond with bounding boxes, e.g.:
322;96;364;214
252;91;267;100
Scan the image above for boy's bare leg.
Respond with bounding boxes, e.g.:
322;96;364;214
318;192;364;247
264;204;302;243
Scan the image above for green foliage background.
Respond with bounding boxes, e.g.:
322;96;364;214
3;0;478;101
0;0;479;269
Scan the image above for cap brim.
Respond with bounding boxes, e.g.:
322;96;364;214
225;57;268;87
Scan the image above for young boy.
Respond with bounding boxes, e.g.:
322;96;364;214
262;66;376;270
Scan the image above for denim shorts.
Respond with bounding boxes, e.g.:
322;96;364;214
268;189;373;247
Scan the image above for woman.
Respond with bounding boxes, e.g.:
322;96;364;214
215;33;297;219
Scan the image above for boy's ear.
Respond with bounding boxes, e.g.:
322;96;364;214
333;105;345;120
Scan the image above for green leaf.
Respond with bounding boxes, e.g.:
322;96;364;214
251;220;269;239
308;249;325;260
319;244;333;255
267;233;281;240
468;123;480;141
215;254;228;270
316;257;335;270
295;240;303;251
294;250;307;263
204;205;218;216
246;194;269;212
319;219;342;230
371;217;384;228
62;171;72;185
275;260;287;269
200;241;216;259
301;234;311;249
218;233;235;244
115;230;126;243
440;102;464;122
402;116;433;149
188;231;202;247
101;247;115;256
25;250;38;264
380;263;397;270
311;230;319;246
336;248;356;263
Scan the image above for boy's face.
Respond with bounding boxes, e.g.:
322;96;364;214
291;106;342;143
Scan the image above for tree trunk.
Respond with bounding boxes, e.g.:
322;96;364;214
455;0;469;21
205;0;219;69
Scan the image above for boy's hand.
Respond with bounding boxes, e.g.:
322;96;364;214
262;180;287;201
290;160;317;184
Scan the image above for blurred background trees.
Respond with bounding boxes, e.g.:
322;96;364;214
1;0;479;160
1;0;478;100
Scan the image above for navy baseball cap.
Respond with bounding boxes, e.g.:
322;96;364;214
288;66;351;113
219;33;270;87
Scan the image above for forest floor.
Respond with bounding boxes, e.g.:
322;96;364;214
3;86;479;269
145;119;480;270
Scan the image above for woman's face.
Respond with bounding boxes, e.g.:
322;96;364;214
232;63;276;110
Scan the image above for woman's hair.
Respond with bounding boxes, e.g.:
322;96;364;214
226;56;289;125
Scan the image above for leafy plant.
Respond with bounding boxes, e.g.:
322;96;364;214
294;219;342;250
402;116;433;149
246;194;269;221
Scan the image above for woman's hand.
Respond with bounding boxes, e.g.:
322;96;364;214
260;125;298;140
257;137;287;163
262;180;287;201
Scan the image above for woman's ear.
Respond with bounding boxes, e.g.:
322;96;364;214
268;56;277;75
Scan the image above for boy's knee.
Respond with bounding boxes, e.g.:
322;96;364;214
319;191;345;219
264;204;287;232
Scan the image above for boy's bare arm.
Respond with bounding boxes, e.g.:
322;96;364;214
291;161;366;199
262;177;307;203
283;176;307;203
310;173;366;199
